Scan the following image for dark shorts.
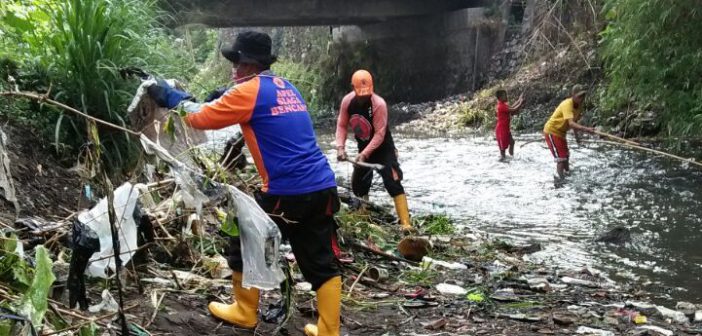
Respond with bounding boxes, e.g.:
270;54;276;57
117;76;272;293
226;187;341;290
352;147;404;197
544;133;569;162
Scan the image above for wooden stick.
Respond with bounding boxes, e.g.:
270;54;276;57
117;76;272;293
347;239;419;266
346;264;369;299
592;129;641;146
341;158;384;171
594;139;702;168
519;139;543;148
0;91;141;136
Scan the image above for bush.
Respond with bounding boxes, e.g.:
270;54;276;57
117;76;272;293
0;0;198;172
272;60;326;118
599;0;702;136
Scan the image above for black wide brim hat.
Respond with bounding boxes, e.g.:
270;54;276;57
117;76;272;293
221;31;277;67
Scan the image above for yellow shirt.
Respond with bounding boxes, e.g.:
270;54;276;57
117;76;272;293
544;98;582;138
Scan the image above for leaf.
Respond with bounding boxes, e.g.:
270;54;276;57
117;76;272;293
2;11;33;34
15;245;55;328
220;210;240;237
0;233;31;289
0;320;12;336
79;322;98;336
466;291;485;303
163;114;175;140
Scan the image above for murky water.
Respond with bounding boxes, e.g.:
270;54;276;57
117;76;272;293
321;132;702;303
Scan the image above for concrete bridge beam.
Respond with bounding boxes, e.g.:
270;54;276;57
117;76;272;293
165;0;491;27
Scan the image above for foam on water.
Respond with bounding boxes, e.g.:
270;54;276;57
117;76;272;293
323;132;702;301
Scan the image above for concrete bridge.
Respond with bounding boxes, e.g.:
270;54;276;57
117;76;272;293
165;0;523;102
165;0;493;27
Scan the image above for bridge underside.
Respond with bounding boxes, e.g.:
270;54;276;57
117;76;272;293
164;0;489;27
163;0;514;102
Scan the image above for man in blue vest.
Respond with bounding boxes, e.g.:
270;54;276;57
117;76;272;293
149;31;341;336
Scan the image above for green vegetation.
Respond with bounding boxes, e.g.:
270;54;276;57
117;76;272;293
273;60;325;118
458;104;492;128
0;235;55;331
400;261;438;286
416;214;457;235
0;0;211;172
599;0;702;136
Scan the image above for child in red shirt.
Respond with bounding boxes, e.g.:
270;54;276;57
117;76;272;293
495;89;525;160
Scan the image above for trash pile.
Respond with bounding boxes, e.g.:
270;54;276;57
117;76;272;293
328;208;702;335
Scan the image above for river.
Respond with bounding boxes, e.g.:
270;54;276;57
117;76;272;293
320;131;702;303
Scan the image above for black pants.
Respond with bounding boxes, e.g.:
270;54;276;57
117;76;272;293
352;148;405;197
226;187;341;290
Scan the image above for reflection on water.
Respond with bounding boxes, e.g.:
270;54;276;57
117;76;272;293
322;132;702;302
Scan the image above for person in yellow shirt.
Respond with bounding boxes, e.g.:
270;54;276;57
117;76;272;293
543;85;595;178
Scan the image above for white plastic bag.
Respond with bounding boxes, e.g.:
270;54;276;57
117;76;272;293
227;185;285;289
79;182;140;278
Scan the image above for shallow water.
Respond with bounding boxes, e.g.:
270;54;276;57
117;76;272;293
322;132;702;303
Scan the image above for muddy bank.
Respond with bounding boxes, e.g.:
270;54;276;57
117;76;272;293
43;201;702;336
0;121;81;222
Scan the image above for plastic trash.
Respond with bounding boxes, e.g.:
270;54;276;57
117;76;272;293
0;129;19;216
575;326;614;336
636;325;673;336
78;182;141;278
68;219;100;309
227;185;284;289
0;307;37;336
561;276;599;288
140;135;284;290
422;256;467;270
675;301;697;315
294;282;313;291
140;136;209;215
88;289;119;314
202;255;232;279
633;313;647;324
656;305;689;324
435;283;467;296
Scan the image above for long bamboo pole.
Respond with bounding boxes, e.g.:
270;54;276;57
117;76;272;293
592;129;641;146
593;139;702;168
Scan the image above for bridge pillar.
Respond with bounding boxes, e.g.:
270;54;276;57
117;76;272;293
331;7;507;103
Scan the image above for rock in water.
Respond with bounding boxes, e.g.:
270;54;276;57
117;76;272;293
595;227;632;245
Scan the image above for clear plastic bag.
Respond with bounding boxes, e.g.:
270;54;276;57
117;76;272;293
227;186;285;289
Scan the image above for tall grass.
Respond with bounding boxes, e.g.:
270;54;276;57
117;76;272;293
45;0;192;170
1;0;197;172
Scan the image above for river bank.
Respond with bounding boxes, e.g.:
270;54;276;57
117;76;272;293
1;114;702;335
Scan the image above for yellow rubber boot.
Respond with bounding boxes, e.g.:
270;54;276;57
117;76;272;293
208;272;259;329
393;194;413;232
304;276;342;336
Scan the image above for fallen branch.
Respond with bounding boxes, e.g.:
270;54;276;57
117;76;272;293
346;238;419;266
101;176;129;336
347;264;369;299
0;91;141;137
